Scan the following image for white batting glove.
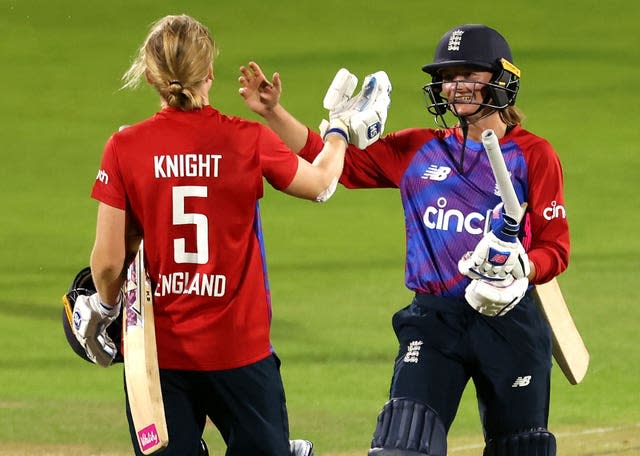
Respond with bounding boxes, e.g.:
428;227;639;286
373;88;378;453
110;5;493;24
458;206;530;281
320;68;358;142
465;276;529;317
320;68;391;148
72;292;122;367
290;439;314;456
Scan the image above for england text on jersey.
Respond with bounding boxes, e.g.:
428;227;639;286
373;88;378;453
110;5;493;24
154;271;227;297
154;153;223;178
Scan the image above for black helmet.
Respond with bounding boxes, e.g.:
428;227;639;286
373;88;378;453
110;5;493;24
422;24;515;75
61;267;124;364
422;24;521;123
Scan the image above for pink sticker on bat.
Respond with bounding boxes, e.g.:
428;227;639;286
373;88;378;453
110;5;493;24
138;424;160;451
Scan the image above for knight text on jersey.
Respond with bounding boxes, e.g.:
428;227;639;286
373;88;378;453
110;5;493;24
154;153;222;178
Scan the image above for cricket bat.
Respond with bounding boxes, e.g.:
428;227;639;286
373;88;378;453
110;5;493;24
481;129;589;385
533;278;589;384
124;241;169;454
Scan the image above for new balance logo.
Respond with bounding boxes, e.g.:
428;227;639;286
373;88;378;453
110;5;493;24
421;165;452;181
512;375;532;387
488;247;509;266
403;340;423;363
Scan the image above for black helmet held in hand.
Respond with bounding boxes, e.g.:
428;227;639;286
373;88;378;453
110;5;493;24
61;267;124;364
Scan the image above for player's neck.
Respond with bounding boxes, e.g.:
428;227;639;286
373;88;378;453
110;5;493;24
457;113;507;142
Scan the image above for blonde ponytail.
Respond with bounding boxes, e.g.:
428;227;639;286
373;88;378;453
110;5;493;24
122;15;218;111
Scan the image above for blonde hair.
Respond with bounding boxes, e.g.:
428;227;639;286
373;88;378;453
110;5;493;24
500;105;525;126
122;15;218;111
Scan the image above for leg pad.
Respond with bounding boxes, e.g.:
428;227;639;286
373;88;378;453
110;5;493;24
484;428;556;456
368;398;447;456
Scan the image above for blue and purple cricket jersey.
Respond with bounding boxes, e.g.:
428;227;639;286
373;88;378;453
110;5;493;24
300;125;569;298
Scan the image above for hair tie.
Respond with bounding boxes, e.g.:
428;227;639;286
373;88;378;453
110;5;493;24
169;80;183;89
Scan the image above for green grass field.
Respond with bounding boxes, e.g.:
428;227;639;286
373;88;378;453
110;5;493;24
1;0;639;454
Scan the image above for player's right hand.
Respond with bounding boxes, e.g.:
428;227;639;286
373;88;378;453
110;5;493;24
72;292;122;367
238;61;282;117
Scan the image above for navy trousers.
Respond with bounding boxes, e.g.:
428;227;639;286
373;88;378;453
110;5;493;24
125;353;290;456
389;291;553;439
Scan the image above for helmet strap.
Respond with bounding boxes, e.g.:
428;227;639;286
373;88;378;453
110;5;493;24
458;116;469;173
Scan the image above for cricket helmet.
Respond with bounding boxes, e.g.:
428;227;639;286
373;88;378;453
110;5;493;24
61;267;124;363
422;24;521;120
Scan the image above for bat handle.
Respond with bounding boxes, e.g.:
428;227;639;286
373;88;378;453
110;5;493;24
481;129;524;223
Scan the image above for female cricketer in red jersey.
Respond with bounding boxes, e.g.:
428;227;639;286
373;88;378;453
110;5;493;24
240;25;569;456
73;14;347;456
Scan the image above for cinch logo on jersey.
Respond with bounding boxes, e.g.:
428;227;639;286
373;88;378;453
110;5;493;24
421;165;452;181
96;169;109;184
154;271;226;297
512;375;532;387
403;340;423;363
543;200;566;220
154;153;222;178
423;197;490;235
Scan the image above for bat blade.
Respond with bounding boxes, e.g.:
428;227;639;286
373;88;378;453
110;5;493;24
124;241;169;454
481;129;523;222
533;278;589;384
481;129;589;385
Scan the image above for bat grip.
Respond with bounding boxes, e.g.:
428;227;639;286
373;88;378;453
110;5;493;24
481;129;523;223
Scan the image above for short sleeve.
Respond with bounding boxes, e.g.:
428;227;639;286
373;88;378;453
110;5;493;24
90;135;127;209
257;126;299;190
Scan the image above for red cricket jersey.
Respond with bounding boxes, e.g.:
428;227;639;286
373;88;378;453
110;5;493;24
91;106;298;370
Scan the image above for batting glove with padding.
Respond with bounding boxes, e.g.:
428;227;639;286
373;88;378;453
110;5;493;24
465;276;529;317
290;439;314;456
458;205;530;281
320;68;391;148
72;292;122;367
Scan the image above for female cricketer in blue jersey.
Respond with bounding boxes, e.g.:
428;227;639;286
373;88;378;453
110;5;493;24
240;24;569;456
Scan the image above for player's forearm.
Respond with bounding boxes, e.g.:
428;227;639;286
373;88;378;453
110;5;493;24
90;249;125;306
283;135;346;201
90;203;128;305
262;104;309;153
527;245;569;285
312;134;347;185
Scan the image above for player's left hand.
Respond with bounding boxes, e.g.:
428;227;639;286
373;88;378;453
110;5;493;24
238;61;282;117
458;205;530;280
320;68;392;148
465;276;529;317
72;292;122;367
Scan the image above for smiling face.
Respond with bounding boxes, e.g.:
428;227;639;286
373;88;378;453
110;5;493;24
440;66;494;118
